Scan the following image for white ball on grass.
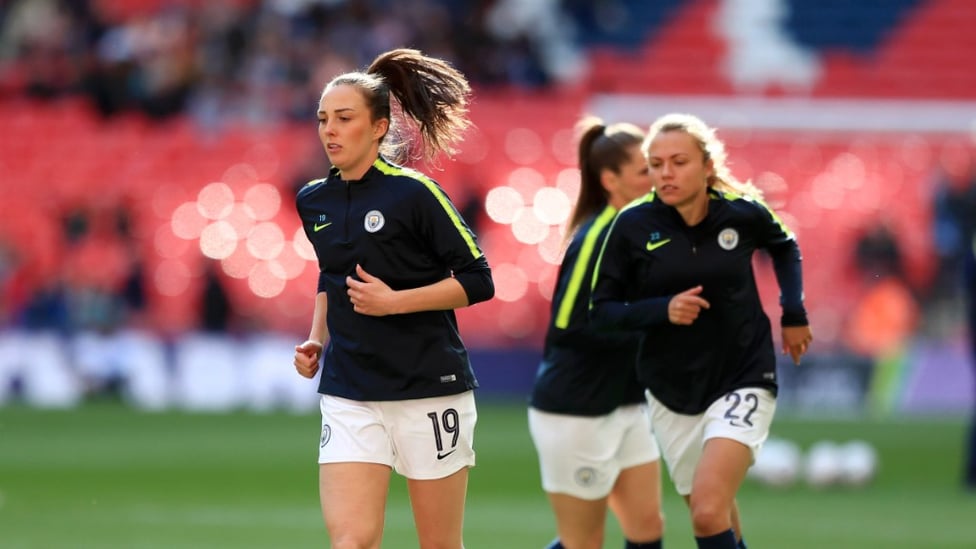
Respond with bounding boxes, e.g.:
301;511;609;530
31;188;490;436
750;437;802;488
804;440;843;489
838;439;878;487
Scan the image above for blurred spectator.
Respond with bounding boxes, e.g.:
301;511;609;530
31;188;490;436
964;228;976;491
200;260;234;332
0;241;20;325
965;225;976;491
847;218;918;361
925;140;976;491
18;276;71;332
0;0;87;99
854;220;906;284
2;0;560;123
844;276;918;362
931;142;976;302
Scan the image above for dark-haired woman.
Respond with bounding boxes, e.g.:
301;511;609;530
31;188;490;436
529;117;663;549
292;48;494;549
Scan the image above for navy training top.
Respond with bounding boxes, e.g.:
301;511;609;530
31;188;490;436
296;157;494;401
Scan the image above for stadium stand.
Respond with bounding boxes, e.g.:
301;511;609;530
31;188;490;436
0;0;973;409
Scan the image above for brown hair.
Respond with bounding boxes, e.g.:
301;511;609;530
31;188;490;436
568;116;646;234
324;48;472;165
644;113;763;199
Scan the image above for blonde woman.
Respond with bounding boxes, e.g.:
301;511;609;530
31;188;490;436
591;113;812;549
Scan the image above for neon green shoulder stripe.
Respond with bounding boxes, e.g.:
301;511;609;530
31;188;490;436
713;188;794;239
373;159;482;259
587;192;655;311
554;205;617;329
758;197;795;240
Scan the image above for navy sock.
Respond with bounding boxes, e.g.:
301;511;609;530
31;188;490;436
625;539;662;548
695;529;738;549
737;537;748;549
545;538;565;549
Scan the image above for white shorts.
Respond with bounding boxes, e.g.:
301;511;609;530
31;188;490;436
648;388;776;496
528;404;660;500
318;391;477;480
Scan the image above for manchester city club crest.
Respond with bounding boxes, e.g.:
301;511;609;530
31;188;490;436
718;227;739;250
575;466;597;487
364;210;385;233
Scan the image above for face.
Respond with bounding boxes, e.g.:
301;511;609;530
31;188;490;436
602;144;653;210
317;84;388;179
646;130;714;209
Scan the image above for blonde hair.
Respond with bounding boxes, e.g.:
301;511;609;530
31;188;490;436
644;113;762;199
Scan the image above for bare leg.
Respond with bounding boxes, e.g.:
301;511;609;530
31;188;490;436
688;438;752;537
607;460;664;543
319;462;391;549
546;492;608;549
408;467;470;549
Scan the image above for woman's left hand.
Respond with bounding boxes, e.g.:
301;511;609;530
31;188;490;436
782;325;813;365
347;264;397;316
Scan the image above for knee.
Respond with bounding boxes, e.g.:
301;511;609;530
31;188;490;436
330;533;380;549
617;508;664;542
637;509;665;538
689;498;729;535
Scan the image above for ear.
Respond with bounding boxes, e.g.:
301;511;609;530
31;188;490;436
600;168;617;194
373;118;389;140
704;158;716;179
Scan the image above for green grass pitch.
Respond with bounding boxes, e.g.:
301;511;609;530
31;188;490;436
1;399;974;548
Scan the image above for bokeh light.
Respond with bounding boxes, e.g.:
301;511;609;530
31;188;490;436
154;223;191;259
171;201;208;240
511;208;550;245
555;168;581;201
222;163;260;192
491;262;529;302
248;261;287;298
504;128;544;165
507;167;546;201
196;182;235;220
221;203;256;241
292;228;316;261
496;300;538;339
220;244;261;279
485;186;524;224
756;171;788;209
243;142;281;180
537;228;567;265
154;258;192;297
199;221;238;260
550;127;577;166
245;221;285;261
274;242;307;280
533;187;571;225
242;183;282;221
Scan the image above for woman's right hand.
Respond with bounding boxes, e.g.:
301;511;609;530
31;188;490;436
293;340;323;379
668;285;710;325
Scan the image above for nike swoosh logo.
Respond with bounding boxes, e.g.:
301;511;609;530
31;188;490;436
645;238;671;252
313;222;332;232
436;449;457;460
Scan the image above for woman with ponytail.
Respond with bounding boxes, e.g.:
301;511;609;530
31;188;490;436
529;116;664;549
292;49;494;549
